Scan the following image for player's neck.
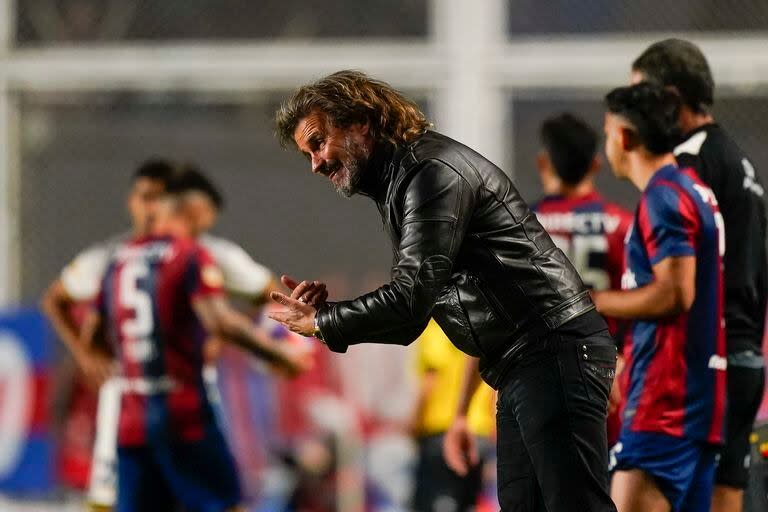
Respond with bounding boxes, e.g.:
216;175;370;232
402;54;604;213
629;153;677;191
678;107;715;135
559;181;595;199
151;218;190;239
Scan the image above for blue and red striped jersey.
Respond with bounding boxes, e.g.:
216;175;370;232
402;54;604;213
620;164;726;444
97;235;224;446
533;191;633;335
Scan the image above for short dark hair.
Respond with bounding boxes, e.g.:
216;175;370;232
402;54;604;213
276;70;431;148
605;82;681;155
540;113;598;186
632;38;714;113
132;158;176;188
172;164;225;210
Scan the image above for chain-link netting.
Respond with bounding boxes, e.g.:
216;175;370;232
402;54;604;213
16;0;428;44
508;0;768;35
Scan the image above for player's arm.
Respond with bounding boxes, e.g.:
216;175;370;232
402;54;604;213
211;238;277;306
75;308;113;388
593;255;696;319
41;244;109;357
41;275;113;384
256;278;281;307
407;370;438;435
192;295;308;376
594;184;700;320
40;279;82;357
407;336;439;435
443;356;482;476
456;356;483;418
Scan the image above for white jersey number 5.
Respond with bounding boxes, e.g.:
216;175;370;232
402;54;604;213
118;261;156;362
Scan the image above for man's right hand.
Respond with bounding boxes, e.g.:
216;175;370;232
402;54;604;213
443;416;479;476
282;275;328;306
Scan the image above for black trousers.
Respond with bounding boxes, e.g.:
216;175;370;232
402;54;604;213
716;351;766;489
496;310;618;512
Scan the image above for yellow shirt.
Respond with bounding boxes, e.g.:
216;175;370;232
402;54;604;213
413;320;495;437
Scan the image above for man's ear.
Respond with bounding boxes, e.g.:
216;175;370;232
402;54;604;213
588;154;601;175
535;151;549;174
344;121;372;140
620;127;639;152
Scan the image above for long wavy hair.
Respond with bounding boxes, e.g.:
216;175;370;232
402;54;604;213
276;70;431;148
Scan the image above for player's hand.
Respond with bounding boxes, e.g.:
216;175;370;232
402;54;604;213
443;416;479;476
76;350;114;390
281;275;328;306
268;292;317;337
608;377;622;415
608;354;624;415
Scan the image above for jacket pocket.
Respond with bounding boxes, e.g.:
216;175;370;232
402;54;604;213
432;280;483;357
432;272;515;359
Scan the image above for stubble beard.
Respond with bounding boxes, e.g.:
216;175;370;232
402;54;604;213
333;136;370;198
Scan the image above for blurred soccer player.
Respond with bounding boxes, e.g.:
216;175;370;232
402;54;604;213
632;39;767;512
77;179;307;512
594;83;726;512
533;113;631;298
41;159;175;496
531;113;632;443
87;164;290;510
409;320;495;512
43;160;287;509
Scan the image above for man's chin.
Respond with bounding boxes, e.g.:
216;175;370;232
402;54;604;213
331;167;361;197
334;184;356;198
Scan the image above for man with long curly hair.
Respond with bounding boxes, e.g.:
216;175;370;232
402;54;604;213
269;70;618;512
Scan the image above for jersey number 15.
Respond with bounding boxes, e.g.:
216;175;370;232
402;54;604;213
550;234;610;290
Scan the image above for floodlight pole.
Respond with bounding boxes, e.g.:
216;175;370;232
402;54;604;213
431;0;508;169
0;0;20;306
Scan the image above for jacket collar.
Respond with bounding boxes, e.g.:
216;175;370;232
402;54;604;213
357;140;399;201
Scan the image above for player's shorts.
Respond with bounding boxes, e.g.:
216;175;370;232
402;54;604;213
716;352;765;488
116;421;241;512
610;431;718;512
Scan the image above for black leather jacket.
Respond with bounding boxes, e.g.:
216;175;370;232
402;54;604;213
316;131;595;389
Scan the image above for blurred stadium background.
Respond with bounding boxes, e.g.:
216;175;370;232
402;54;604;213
0;1;767;510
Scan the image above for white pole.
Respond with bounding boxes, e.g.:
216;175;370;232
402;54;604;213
432;0;508;168
0;0;12;51
0;0;19;306
0;81;21;307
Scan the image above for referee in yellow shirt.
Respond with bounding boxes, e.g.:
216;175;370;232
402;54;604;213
410;320;496;512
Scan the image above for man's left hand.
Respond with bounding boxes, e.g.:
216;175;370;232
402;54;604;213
268;291;317;337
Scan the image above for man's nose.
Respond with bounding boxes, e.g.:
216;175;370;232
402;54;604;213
311;154;324;174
